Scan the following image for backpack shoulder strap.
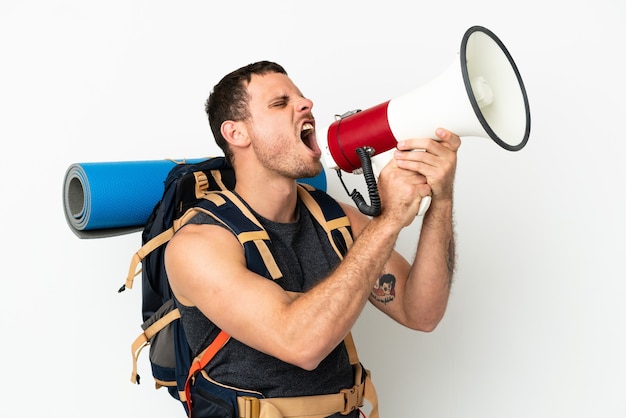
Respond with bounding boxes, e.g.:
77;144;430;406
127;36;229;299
296;183;353;258
176;190;283;281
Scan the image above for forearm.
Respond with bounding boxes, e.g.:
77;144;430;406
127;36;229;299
289;216;402;366
403;198;455;330
420;198;456;282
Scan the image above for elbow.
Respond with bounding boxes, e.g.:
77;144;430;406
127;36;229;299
296;357;323;372
402;294;450;332
283;345;326;371
276;335;336;371
412;319;440;333
404;319;438;333
405;310;446;333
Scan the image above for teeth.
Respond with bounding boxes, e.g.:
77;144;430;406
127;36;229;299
301;122;314;141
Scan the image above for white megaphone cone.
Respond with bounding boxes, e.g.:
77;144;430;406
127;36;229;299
324;26;531;217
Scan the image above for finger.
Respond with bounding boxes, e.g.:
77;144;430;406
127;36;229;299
396;137;432;151
435;128;462;151
394;146;440;169
397;136;452;160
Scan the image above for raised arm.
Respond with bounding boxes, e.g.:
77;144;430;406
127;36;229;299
349;128;461;331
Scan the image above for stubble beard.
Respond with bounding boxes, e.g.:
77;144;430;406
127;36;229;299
253;136;323;180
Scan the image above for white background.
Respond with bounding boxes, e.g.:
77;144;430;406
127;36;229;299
1;1;625;417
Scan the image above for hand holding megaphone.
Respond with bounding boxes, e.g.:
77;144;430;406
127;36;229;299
324;25;531;217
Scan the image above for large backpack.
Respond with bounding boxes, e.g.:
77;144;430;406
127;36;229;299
119;157;379;418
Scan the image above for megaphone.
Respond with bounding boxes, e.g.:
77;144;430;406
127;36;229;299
324;25;531;216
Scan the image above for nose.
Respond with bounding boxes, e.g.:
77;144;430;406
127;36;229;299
297;96;314;113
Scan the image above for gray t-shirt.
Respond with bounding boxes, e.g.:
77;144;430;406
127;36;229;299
176;195;358;417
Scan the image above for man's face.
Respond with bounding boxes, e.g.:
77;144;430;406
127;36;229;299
243;72;322;179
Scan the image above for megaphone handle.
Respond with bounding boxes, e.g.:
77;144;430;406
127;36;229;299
417;195;431;216
337;147;431;218
360;145;431;217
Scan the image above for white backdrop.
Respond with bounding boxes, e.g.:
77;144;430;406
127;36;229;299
1;1;625;417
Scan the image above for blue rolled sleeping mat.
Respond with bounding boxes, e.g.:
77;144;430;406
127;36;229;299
62;158;327;239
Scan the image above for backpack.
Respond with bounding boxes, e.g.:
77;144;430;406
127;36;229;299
119;156;379;418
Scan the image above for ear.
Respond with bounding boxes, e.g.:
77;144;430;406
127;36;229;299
221;120;250;148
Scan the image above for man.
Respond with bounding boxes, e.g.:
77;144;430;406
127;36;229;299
165;61;460;417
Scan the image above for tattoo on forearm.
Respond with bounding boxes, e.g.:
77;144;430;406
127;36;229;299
371;273;396;304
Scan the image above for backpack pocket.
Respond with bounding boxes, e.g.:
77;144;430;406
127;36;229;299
190;372;262;418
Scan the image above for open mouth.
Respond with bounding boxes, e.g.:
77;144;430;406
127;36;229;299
300;122;316;150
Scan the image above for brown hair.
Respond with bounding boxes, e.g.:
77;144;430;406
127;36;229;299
205;61;287;163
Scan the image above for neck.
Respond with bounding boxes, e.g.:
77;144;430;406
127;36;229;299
234;171;299;223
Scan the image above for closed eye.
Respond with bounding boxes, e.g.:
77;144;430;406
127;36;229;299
269;95;290;108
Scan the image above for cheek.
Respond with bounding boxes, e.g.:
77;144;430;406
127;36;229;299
249;119;293;144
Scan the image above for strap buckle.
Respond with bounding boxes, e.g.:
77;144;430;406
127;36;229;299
340;387;358;415
240;396;260;418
